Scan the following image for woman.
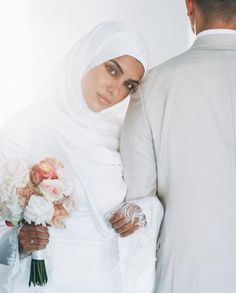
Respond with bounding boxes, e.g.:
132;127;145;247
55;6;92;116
0;21;163;292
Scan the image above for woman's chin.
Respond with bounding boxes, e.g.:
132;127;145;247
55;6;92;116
88;102;109;113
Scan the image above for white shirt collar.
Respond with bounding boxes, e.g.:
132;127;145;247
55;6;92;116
196;29;236;39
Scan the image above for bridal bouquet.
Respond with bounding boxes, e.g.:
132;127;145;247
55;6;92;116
0;158;74;287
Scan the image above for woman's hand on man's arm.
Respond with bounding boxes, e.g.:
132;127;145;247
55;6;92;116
109;202;147;237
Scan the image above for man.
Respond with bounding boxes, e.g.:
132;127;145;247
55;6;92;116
111;0;236;292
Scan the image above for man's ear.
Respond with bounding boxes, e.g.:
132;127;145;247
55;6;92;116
185;0;194;17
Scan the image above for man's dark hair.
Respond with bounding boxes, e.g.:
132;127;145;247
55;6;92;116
195;0;236;22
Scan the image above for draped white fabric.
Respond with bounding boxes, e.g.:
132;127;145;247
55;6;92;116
0;21;163;293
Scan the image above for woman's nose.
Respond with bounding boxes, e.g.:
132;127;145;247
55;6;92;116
107;84;119;99
107;86;113;97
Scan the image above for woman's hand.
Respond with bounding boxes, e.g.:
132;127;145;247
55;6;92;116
109;212;139;237
109;202;147;237
18;223;50;253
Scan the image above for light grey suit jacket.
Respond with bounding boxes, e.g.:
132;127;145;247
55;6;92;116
120;34;236;293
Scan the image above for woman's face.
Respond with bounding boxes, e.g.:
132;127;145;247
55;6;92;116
81;55;144;112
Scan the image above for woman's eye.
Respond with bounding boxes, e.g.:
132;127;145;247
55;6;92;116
106;64;117;76
125;82;135;92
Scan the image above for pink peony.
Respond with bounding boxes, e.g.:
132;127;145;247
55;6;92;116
44;158;64;171
30;160;57;185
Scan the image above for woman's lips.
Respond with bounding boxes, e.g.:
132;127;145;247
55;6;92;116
97;93;112;105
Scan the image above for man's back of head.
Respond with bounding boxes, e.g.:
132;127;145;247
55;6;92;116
185;0;236;33
196;0;236;22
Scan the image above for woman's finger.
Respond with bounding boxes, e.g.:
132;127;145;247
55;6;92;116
21;224;49;233
20;230;49;240
120;225;139;237
109;212;125;224
20;237;49;252
115;222;137;234
111;217;127;229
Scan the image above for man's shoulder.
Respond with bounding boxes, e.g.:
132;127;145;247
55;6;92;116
140;50;192;95
148;50;192;81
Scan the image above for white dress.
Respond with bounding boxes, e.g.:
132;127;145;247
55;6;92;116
0;114;163;293
9;196;122;293
1;166;163;293
0;122;125;293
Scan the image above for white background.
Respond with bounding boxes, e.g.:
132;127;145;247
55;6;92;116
0;0;195;126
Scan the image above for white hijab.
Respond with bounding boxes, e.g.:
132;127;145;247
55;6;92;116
29;21;149;166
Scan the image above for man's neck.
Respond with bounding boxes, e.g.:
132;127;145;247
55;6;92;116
196;19;236;34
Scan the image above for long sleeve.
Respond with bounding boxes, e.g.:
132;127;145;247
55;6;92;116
120;86;157;200
118;196;163;293
0;117;27;292
119;84;164;293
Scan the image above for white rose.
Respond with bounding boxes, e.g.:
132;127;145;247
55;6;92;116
39;179;64;202
24;195;54;225
7;198;23;216
0;199;23;225
0;180;16;202
0;160;30;203
3;160;29;187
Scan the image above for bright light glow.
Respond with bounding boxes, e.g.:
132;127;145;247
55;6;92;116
0;0;32;127
0;0;192;128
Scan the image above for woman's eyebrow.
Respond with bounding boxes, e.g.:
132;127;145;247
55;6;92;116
110;59;124;74
129;79;140;85
109;60;140;84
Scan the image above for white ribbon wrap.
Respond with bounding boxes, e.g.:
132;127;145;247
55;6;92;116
32;249;45;261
